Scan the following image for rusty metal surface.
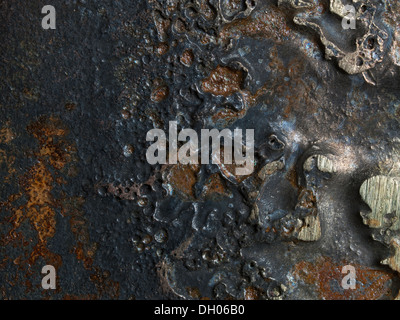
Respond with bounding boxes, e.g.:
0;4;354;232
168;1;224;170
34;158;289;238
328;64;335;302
1;0;400;300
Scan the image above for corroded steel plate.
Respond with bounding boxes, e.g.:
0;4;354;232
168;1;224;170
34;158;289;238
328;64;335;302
1;0;400;300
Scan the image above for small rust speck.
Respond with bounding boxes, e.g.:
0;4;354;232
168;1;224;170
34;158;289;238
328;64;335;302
65;102;76;111
156;42;169;56
151;85;169;103
180;49;194;67
293;257;394;300
186;287;201;299
244;286;261;300
165;164;200;200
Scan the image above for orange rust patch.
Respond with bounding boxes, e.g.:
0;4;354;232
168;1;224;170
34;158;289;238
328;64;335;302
0;123;15;144
244;286;261;300
0;116;119;298
151;84;169;103
286;165;299;189
156;42;169;56
180;49;194;67
28;116;75;170
0;149;17;184
198;0;216;21
22;87;39;101
182;285;210;300
293;256;394;300
89;267;120;299
201;65;243;97
63;196;119;298
173;18;187;34
145;108;164;128
121;108;132;119
220;0;327;45
186;287;202;299
211;107;246;127
201;173;231;199
297;189;316;209
219;6;293;44
166;164;200;200
61;196;97;269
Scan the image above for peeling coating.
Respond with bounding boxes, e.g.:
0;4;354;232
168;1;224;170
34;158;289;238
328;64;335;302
360;175;400;231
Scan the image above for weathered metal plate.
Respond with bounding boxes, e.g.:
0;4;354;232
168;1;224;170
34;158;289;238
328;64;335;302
1;0;400;300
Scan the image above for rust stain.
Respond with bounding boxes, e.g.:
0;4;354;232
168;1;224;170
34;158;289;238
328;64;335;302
297;189;316;209
22;87;39;101
0;149;17;184
201;173;231;199
244;286;262;300
153;9;170;42
173;18;187;34
28;116;75;170
206;46;313;126
186;286;201;299
293;256;395;300
1;116;74;271
165;164;200;200
0;123;16;144
201;65;243;97
156;42;169;56
64;102;77;111
62;196;98;269
219;5;293;44
180;49;194;67
286;165;299;189
151;84;169;103
211;107;246;127
0;116;119;299
89;267;120;299
382;238;400;273
198;0;216;21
